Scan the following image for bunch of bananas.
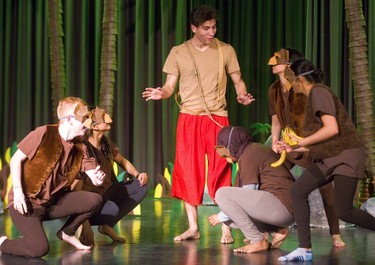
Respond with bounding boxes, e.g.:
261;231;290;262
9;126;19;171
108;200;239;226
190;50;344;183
271;127;304;167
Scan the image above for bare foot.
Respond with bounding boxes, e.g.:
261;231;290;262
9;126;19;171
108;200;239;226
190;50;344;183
174;229;200;241
57;230;91;250
221;224;233;244
79;221;95;246
233;239;268;253
208;214;221;226
332;234;346;248
98;225;126;243
0;236;8;246
269;228;288;249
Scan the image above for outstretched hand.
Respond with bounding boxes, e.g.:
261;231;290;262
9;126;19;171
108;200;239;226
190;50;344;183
237;92;255;105
143;87;163;101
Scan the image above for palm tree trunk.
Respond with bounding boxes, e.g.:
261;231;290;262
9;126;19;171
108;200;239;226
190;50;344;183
345;0;375;204
48;0;66;120
99;0;118;117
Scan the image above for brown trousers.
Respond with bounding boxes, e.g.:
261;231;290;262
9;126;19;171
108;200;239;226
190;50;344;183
1;191;102;257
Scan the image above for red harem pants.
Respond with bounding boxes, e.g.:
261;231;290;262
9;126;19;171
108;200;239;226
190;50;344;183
171;113;231;206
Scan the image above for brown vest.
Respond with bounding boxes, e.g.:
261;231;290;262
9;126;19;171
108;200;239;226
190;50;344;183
303;84;363;160
270;81;306;135
23;125;83;198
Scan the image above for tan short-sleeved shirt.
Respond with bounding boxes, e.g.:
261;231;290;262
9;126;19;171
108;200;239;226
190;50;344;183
163;39;240;116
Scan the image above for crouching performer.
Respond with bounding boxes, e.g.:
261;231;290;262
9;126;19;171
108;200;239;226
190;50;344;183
0;97;105;257
213;126;295;253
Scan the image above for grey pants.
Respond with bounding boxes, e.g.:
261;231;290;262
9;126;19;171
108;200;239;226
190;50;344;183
216;187;294;242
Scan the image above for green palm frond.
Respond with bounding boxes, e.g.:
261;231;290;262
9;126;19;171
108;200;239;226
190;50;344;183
249;123;272;143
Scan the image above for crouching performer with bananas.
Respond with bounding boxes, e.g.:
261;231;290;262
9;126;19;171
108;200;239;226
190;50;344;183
268;48;345;248
213;126;295;253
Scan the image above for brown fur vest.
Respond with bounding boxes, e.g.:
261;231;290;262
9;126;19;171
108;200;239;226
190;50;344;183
23;125;83;198
269;81;306;135
303;84;363;160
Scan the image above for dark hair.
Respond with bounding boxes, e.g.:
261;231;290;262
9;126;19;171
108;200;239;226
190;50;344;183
284;48;304;63
191;5;219;27
290;59;324;83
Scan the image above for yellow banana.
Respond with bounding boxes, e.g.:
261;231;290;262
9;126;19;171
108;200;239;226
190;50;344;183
283;127;303;146
270;127;304;167
271;150;287;167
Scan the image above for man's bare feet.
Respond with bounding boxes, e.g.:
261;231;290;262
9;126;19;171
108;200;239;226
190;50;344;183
57;230;91;250
98;224;126;243
174;229;200;241
233;239;268;253
269;228;288;249
332;234;346;248
221;223;233;244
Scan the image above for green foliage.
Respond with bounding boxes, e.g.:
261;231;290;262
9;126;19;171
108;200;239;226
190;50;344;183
249;123;271;143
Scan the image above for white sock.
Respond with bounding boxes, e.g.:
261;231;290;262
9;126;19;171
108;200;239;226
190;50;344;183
278;248;313;262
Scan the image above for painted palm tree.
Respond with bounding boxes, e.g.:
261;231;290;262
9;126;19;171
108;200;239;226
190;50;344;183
345;0;375;203
48;0;66;121
99;0;118;116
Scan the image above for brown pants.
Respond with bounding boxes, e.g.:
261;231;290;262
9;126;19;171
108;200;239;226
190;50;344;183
1;191;102;257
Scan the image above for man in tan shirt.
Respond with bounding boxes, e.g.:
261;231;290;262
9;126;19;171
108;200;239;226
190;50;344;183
143;5;254;243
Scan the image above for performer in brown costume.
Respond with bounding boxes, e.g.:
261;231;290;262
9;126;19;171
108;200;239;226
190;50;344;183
0;97;105;258
278;59;375;261
268;49;345;247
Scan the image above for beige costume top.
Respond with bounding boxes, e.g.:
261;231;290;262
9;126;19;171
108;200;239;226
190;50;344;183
163;39;240;116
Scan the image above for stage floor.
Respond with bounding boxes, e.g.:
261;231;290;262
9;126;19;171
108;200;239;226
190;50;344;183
0;195;374;265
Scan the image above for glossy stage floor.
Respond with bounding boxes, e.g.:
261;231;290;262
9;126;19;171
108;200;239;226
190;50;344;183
0;195;374;265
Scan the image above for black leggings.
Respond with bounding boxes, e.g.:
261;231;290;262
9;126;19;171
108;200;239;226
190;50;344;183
292;164;375;248
89;178;148;227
